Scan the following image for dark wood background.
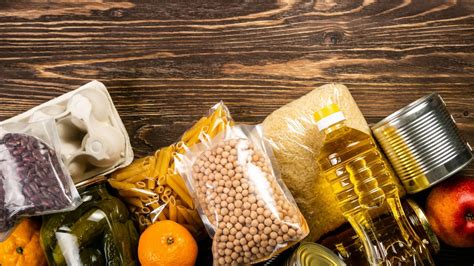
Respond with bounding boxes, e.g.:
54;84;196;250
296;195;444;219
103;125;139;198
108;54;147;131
0;0;473;265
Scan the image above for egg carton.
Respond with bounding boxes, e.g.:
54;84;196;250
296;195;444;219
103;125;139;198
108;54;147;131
0;80;133;184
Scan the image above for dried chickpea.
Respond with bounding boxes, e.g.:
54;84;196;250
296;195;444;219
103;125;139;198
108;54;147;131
191;138;307;265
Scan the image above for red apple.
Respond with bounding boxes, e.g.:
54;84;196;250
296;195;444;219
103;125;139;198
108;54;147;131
425;176;474;247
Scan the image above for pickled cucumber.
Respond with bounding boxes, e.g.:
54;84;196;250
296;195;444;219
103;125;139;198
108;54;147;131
80;248;105;266
95;197;129;223
40;213;67;255
127;220;139;258
52;208;107;265
115;221;138;265
103;229;122;266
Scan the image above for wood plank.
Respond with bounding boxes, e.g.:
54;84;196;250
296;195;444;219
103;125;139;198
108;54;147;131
0;1;473;264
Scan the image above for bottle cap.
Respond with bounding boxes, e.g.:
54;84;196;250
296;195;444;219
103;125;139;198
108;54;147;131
314;104;346;131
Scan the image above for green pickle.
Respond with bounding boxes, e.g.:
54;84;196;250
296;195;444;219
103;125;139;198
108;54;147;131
109;222;136;266
40;213;68;253
52;208;107;265
79;248;105;266
126;220;139;255
94;196;129;223
103;230;122;266
40;180;139;265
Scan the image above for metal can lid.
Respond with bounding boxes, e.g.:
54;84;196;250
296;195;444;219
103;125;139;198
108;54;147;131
289;242;346;266
75;175;107;190
371;93;438;130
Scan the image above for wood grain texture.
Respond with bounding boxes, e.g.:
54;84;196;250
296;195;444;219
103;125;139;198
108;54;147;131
0;0;473;265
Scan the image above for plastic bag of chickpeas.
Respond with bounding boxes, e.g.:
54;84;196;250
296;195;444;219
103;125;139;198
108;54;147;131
176;124;309;265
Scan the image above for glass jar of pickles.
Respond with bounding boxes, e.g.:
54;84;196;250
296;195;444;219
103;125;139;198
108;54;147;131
40;176;139;265
319;199;439;265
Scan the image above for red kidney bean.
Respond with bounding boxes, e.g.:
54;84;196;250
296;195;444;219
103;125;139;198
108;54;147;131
0;133;76;232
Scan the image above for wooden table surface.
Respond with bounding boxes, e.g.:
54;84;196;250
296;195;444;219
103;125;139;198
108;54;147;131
0;1;473;265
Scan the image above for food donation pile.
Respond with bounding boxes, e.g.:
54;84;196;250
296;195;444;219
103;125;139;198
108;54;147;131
0;81;472;266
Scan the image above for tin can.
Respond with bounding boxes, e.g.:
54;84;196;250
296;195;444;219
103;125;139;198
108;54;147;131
285;242;346;266
371;93;473;193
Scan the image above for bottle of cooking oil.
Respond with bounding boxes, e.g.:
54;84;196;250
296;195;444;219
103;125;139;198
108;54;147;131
315;104;433;265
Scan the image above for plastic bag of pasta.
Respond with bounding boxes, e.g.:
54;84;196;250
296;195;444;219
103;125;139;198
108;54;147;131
176;125;309;265
108;102;233;238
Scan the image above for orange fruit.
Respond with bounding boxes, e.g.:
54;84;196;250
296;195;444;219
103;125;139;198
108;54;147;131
138;220;198;266
0;219;47;266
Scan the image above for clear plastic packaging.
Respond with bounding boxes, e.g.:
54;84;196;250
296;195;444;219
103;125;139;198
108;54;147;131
176;124;309;265
262;83;405;241
0;119;81;239
108;102;233;239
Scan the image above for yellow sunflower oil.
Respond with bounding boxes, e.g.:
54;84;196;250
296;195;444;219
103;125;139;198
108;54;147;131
315;104;433;265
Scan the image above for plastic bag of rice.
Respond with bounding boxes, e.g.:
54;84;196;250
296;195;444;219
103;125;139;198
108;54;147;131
262;83;405;241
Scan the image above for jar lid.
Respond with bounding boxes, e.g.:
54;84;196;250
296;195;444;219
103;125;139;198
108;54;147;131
75;175;107;190
288;242;346;266
405;199;440;254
